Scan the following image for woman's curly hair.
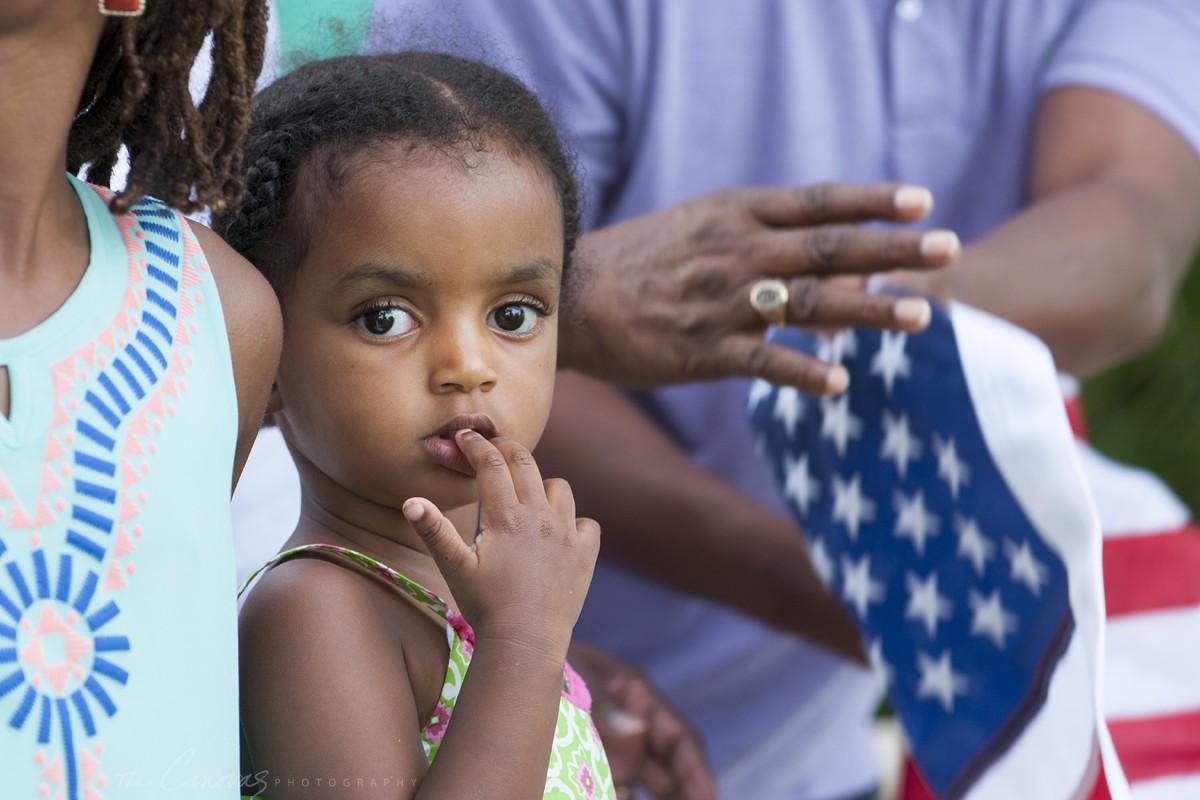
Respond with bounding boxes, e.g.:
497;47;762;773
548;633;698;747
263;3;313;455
69;0;268;215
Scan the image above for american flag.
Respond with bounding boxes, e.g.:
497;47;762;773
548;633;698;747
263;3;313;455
1069;394;1200;800
747;302;1128;799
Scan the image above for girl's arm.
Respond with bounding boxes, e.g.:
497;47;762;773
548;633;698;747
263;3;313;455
239;560;437;798
189;223;283;491
401;431;600;797
239;433;599;799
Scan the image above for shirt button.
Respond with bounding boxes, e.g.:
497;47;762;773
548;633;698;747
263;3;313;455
896;0;923;21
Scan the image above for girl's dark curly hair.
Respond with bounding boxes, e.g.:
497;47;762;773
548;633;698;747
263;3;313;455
69;0;268;215
211;52;581;300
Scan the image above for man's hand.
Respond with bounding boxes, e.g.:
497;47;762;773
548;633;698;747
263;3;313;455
558;183;959;394
568;643;720;800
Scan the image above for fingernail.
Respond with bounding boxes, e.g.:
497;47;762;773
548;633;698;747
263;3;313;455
895;297;931;330
403;499;425;522
919;230;960;260
825;365;850;395
894;186;932;214
604;708;647;736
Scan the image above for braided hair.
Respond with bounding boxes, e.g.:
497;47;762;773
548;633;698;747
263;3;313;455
69;0;268;215
212;52;581;300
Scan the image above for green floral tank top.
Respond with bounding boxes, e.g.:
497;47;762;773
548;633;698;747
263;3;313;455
240;544;616;799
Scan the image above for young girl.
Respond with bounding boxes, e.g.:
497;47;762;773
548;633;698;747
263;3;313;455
0;0;279;796
215;53;616;798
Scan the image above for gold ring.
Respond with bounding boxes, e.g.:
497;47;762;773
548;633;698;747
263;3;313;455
749;278;789;327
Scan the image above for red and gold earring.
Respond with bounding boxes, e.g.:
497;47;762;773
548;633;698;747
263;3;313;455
99;0;145;17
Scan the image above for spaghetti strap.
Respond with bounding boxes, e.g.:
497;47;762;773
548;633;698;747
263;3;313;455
238;543;449;620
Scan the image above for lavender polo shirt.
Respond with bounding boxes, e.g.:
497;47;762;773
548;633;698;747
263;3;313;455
368;1;1200;797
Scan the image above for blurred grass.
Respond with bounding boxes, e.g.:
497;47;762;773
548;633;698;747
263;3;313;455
1082;252;1200;514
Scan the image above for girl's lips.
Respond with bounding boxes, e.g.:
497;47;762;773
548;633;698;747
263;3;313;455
422;434;476;477
422;414;499;476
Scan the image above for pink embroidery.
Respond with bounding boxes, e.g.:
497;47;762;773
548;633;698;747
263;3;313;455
446;612;475;656
578;765;597;799
561;660;593;713
19;603;95;697
425;701;452;744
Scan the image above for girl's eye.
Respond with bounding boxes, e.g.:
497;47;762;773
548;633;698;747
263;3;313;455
356;306;416;339
490;303;541;335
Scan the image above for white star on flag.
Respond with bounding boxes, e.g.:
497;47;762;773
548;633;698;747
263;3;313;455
832;472;876;540
1005;539;1049;596
809;535;834;585
820;394;863;457
954;514;995;577
747;377;773;412
817;329;858;363
968;588;1019;649
880;410;922;478
893;489;940;556
782;452;820;515
933;434;970;500
870;330;911;394
772;385;805;438
906;571;953;637
916;650;969;713
869;638;894;687
841;552;885;618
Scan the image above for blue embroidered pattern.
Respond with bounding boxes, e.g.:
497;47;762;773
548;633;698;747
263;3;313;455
0;193;186;800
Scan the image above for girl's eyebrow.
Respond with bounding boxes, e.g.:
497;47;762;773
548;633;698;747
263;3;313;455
335;263;434;291
335;259;561;291
497;258;561;287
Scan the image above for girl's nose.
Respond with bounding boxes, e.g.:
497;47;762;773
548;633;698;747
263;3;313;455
428;324;498;394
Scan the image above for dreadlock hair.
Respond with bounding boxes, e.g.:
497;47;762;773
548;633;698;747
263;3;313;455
212;51;582;302
69;0;268;215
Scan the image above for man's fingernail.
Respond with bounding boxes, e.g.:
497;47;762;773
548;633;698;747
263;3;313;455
894;186;933;213
825;365;850;395
895;297;931;329
605;709;647;736
919;230;961;260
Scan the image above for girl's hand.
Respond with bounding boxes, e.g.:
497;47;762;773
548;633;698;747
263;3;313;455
403;430;600;658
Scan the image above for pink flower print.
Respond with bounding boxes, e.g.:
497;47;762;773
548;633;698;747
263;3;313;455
447;612;475;656
372;564;400;586
577;765;597;799
425;701;452;745
561;661;593;712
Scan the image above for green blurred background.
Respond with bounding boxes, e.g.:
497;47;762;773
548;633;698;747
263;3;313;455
1083;253;1200;513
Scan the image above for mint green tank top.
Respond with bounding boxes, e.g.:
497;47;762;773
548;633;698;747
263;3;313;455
0;176;242;799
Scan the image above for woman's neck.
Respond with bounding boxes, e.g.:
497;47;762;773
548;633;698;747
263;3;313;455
0;9;106;336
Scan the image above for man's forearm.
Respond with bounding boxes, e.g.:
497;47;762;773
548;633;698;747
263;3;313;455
536;371;866;662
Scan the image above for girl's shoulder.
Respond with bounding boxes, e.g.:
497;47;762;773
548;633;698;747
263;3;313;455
236;546;456;743
238;546;450;685
185;221;282;484
239;552;397;648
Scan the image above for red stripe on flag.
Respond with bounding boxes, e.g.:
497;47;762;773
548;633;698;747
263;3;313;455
1088;759;1112;800
1064;394;1089;440
900;757;934;800
899;751;1113;799
1103;525;1200;617
1109;709;1200;784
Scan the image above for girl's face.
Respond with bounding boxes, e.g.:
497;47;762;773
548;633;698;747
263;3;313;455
273;142;564;515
